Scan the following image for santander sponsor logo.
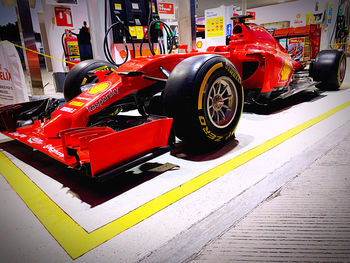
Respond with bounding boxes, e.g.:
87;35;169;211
60;106;76;113
43;144;64;158
12;132;27;138
27;137;43;144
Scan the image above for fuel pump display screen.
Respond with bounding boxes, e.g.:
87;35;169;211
109;0;159;43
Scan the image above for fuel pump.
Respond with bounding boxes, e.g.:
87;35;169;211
334;8;348;50
104;0;175;66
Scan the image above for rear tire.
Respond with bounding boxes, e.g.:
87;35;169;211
310;50;346;90
63;59;117;102
163;55;243;148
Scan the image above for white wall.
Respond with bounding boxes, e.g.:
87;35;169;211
86;0;105;61
41;0;89;72
248;0;320;25
30;0;43;33
246;0;339;49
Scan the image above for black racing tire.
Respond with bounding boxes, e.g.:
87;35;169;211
63;59;117;102
310;49;346;90
163;54;243;148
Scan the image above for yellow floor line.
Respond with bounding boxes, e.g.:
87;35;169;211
1;100;350;259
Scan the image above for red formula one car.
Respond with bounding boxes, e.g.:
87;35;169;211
0;15;346;180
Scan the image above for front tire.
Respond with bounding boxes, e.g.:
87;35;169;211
310;50;346;90
63;59;117;102
163;55;243;148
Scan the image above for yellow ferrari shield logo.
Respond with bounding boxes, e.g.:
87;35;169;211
280;60;292;81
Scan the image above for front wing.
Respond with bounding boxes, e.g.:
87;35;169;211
0;104;173;179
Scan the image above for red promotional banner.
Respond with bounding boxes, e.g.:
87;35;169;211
246;11;256;21
158;2;175;19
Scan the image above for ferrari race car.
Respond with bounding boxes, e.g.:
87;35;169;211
0;15;346;180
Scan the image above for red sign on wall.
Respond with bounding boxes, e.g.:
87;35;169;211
55;7;73;27
158;2;175;19
246;11;256;21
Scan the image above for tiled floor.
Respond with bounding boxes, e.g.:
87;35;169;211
190;125;350;263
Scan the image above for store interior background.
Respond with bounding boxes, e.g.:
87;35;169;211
0;1;350;262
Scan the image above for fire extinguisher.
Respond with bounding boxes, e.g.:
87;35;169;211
61;29;80;70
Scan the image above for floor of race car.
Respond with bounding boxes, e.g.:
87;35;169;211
0;63;350;262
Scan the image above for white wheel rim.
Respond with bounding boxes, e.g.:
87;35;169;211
339;56;346;83
206;76;238;129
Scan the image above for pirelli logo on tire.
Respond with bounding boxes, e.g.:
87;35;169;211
198;115;235;142
198;62;224;110
197;62;224;142
225;61;241;84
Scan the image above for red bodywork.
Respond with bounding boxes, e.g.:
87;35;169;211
1;21;303;177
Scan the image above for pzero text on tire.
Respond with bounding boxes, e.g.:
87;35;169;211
311;49;346;90
163;54;244;147
63;59;117;102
